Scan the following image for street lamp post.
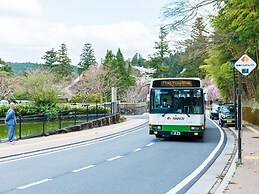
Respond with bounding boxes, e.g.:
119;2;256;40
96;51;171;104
230;60;237;131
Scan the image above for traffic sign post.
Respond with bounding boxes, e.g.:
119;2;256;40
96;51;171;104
234;54;257;76
234;54;257;164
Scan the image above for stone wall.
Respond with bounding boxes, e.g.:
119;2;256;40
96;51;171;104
46;114;121;135
119;103;147;115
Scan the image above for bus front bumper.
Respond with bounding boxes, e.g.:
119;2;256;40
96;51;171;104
149;130;204;138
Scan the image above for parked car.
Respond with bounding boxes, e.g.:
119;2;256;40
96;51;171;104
13;100;30;104
210;103;221;120
0;100;9;106
219;103;236;127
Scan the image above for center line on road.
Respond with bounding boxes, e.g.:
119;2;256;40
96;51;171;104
146;143;155;147
17;179;52;190
134;148;142;152
107;155;122;161
72;165;95;173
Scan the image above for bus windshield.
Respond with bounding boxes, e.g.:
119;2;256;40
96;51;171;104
150;88;204;114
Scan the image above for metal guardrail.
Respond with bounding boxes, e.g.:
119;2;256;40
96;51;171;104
0;102;117;140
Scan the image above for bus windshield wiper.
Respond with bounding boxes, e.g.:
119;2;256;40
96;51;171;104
184;106;190;117
162;109;171;117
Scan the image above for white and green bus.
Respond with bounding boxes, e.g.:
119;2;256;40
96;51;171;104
148;78;206;139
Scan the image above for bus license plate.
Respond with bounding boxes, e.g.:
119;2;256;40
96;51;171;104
171;131;181;136
227;120;232;123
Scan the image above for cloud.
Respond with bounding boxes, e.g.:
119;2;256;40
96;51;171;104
0;0;158;65
0;0;43;17
72;21;155;58
0;16;156;64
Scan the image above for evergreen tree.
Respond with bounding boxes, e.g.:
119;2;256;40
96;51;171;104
101;49;135;101
148;27;171;78
42;48;58;72
115;49;135;99
178;17;208;79
131;53;147;67
102;50;116;87
57;43;73;78
0;58;13;75
78;43;97;74
164;53;184;78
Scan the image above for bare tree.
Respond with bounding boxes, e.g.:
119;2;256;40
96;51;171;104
122;77;149;103
78;66;100;96
162;0;217;31
0;74;15;100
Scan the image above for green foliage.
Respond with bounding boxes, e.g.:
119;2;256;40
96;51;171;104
177;17;209;79
87;93;101;103
148;27;171;78
164;53;184;78
0;59;13;74
0;103;110;117
57;43;73;78
102;49;136;101
0;105;9;117
42;44;73;79
131;53;147;67
5;62;40;75
70;93;101;104
18;69;59;106
78;43;97;74
0;103;45;117
206;0;259;102
70;95;81;103
255;91;259;102
6;61;78;75
216;63;234;102
42;48;57;70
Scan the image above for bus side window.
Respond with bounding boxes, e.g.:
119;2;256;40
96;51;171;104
193;98;202;113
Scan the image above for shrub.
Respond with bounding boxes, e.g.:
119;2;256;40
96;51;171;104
87;93;101;103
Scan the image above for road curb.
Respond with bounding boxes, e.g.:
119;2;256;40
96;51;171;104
213;127;237;193
170;118;227;194
185;118;237;194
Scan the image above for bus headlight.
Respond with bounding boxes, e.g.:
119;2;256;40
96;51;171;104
190;126;200;131
152;125;162;130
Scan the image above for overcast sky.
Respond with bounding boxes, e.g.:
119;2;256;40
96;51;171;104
0;0;174;65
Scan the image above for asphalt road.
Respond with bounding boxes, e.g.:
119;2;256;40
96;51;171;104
0;116;224;194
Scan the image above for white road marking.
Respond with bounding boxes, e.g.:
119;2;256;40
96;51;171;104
17;179;52;190
0;125;145;165
146;143;155;147
72;165;95;173
107;155;122;161
134;148;142;152
166;118;225;194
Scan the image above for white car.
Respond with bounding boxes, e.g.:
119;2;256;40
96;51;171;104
0;100;9;105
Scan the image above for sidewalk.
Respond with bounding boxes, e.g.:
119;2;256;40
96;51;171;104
225;122;259;193
0;118;148;159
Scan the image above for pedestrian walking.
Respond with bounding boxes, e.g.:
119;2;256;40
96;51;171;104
5;102;17;145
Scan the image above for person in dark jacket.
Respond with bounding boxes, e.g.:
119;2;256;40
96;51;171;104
5;102;17;144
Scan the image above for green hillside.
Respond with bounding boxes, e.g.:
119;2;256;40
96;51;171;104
6;62;78;74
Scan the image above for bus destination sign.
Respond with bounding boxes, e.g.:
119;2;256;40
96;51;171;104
153;79;201;87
